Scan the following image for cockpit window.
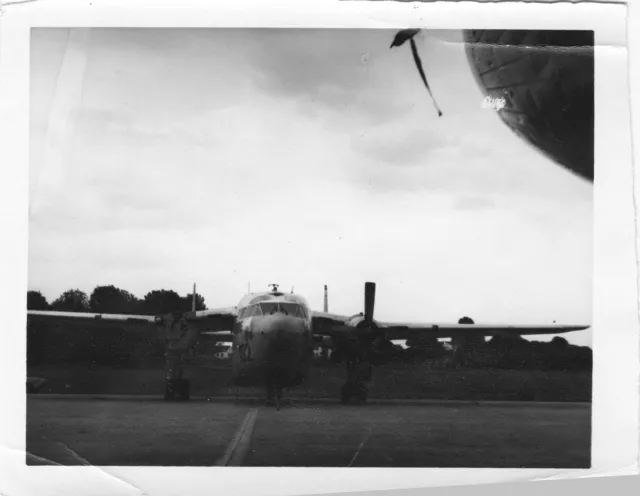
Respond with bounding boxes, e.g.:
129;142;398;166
279;302;301;317
258;302;307;318
297;305;309;319
238;304;263;319
246;304;263;317
260;302;279;315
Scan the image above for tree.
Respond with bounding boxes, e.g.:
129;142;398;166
458;316;475;324
51;289;90;312
551;336;569;347
405;334;445;359
489;334;526;348
89;285;141;314
27;290;49;310
180;292;207;312
406;334;439;350
140;289;183;315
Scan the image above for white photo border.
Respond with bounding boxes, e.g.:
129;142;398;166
0;1;636;495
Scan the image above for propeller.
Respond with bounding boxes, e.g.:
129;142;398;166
390;29;443;117
326;281;392;366
363;282;376;325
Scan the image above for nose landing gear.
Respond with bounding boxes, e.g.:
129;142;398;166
266;386;284;410
265;368;298;410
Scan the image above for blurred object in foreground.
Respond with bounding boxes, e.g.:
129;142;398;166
464;30;594;181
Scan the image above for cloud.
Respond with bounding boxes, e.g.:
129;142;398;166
77;107;226;150
351;124;445;167
453;196;496;210
27;29;593;341
244;29;418;126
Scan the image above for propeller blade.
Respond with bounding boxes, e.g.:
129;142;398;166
364;282;376;324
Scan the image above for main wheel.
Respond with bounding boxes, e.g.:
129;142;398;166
164;378;190;401
354;383;368;404
178;378;190;401
340;383;351;404
164;380;175;401
463;30;594;181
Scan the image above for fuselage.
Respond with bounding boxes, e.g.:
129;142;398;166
230;290;314;388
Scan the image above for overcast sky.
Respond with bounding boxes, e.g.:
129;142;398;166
29;28;593;346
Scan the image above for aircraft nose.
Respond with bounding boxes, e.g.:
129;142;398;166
250;316;308;389
258;316;300;340
254;315;306;356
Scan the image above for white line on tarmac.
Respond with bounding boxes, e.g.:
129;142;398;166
216;408;259;467
347;425;373;467
347;436;368;467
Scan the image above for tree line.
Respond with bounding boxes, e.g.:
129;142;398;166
363;333;592;371
27;286;207;315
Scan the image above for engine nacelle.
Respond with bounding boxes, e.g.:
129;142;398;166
346;314;386;343
327;314;391;364
346;313;366;328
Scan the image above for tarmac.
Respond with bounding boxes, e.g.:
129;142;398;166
26;394;591;468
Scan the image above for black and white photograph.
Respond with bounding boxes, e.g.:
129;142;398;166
0;0;636;494
23;26;598;469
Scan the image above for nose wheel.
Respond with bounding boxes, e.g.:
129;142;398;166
266;386;294;410
266;386;283;409
265;385;297;410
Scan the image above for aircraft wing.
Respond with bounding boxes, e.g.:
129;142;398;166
310;311;351;324
27;307;237;338
27;310;157;325
310;311;589;339
310;311;351;335
189;308;236;339
375;322;590;340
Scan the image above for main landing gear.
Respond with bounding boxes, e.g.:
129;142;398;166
164;348;192;402
161;312;199;402
165;378;190;401
341;381;367;404
340;359;372;405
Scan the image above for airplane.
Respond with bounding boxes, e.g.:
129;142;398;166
27;281;589;409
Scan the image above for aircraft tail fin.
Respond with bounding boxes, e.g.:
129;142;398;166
191;283;197;312
323;285;328;313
